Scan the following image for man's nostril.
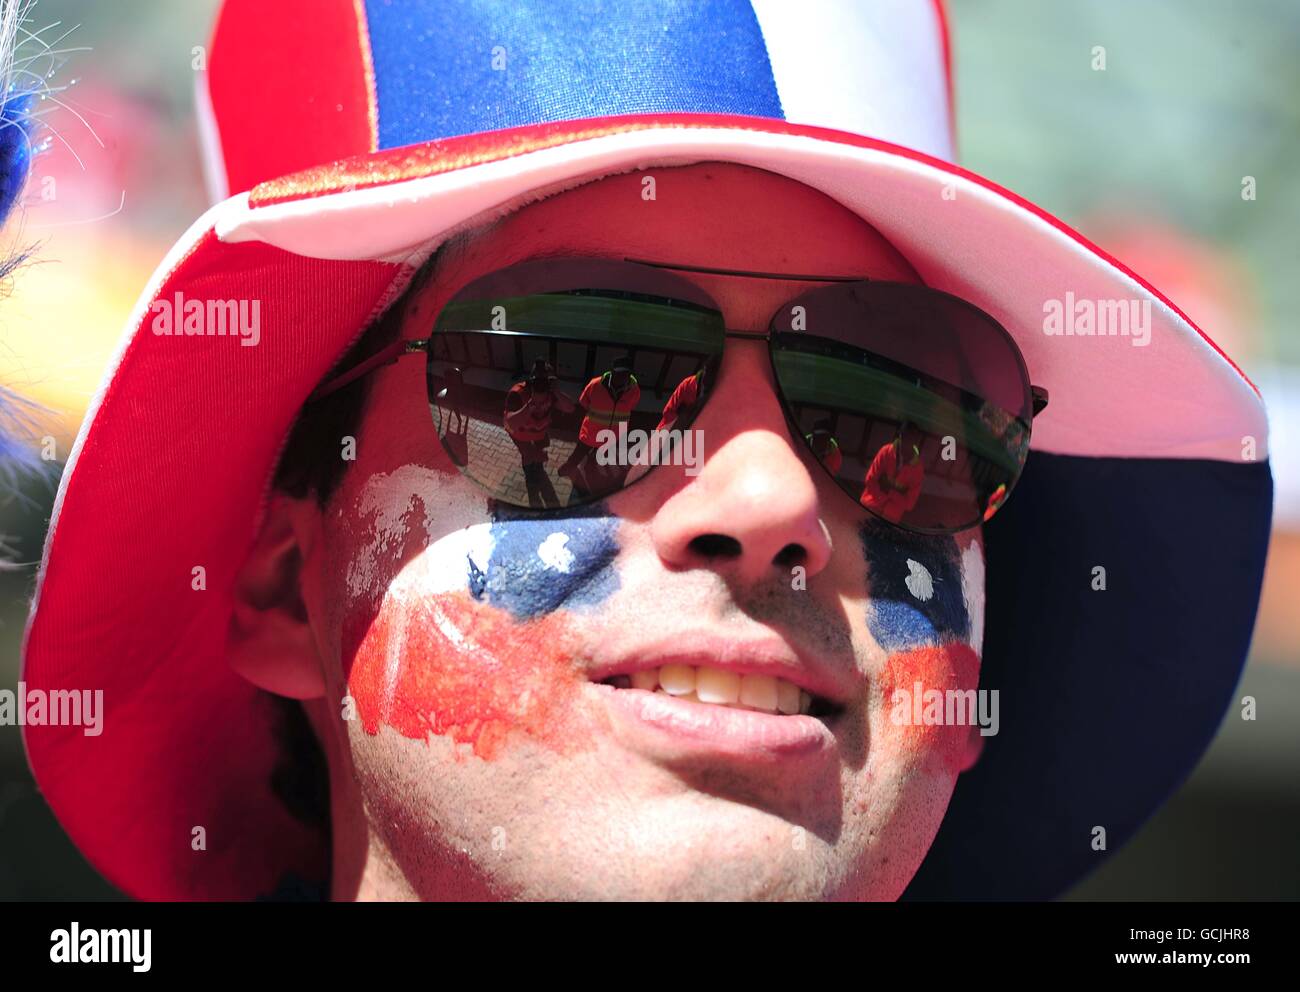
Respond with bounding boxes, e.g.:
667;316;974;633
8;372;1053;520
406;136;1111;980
772;544;806;569
684;536;810;570
688;533;743;559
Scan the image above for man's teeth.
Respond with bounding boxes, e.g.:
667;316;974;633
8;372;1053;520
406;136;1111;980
627;664;812;715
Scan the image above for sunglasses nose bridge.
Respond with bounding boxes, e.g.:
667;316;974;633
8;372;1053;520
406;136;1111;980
715;327;851;475
676;338;837;491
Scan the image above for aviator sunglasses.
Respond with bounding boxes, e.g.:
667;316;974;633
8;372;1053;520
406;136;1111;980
310;257;1048;534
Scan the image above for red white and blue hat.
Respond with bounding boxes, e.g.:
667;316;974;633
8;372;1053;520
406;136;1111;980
21;0;1273;900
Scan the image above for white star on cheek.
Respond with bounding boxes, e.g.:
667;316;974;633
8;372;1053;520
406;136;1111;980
904;558;934;601
537;532;576;573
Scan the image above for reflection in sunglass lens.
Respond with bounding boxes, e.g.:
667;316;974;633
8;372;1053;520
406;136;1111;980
427;272;724;509
770;282;1032;533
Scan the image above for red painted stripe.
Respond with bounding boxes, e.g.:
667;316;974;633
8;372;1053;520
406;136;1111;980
207;0;375;195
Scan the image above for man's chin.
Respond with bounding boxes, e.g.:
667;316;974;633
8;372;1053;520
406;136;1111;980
444;799;883;901
472;772;948;901
349;712;938;901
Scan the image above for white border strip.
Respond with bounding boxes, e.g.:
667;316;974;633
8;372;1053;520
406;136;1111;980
17;194;248;691
194;68;230;206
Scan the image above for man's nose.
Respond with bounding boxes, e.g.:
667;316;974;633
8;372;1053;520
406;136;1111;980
650;345;833;585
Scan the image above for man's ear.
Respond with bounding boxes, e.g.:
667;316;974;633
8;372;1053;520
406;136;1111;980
228;492;327;699
955;723;985;774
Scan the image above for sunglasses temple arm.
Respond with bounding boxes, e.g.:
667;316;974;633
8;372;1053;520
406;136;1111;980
307;338;426;403
1031;385;1050;417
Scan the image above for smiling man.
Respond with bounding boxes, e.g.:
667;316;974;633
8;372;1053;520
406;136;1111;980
234;163;988;900
20;0;1271;902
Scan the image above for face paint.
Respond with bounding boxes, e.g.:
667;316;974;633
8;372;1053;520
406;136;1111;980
876;642;981;774
343;478;623;759
473;502;621;619
958;538;985;653
860;520;971;653
345;464;486;607
860;521;982;773
348;589;591;759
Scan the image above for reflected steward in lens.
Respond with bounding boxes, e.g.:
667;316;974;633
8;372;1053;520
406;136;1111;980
559;356;640;495
860;423;925;523
503;358;575;508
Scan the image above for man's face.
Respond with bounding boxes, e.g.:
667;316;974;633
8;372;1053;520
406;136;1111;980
304;163;985;900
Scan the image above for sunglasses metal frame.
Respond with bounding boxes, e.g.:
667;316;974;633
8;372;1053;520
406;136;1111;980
306;258;1049;533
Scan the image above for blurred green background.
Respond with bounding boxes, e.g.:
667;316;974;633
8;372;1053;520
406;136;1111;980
0;0;1295;900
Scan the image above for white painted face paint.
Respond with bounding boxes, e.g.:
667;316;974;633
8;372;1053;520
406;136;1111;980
904;558;934;601
346;464;495;608
537;532;575;573
959;539;985;652
346;464;504;715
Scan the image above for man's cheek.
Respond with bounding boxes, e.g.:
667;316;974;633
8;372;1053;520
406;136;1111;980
346;593;587;760
860;521;981;775
343;503;624;760
875;643;981;775
472;503;621;618
860;521;972;652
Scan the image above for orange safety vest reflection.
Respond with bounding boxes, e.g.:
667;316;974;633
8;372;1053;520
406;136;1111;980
860;442;924;522
578;372;641;446
504;382;557;442
806;433;842;475
655;372;702;431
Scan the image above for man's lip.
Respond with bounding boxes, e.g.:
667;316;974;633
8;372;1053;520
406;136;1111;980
585;631;859;707
588;682;838;759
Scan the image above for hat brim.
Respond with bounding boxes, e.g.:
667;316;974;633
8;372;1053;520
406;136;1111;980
21;112;1272;900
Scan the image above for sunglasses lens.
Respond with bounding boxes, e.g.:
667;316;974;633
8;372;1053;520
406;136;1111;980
426;259;723;509
770;282;1032;533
